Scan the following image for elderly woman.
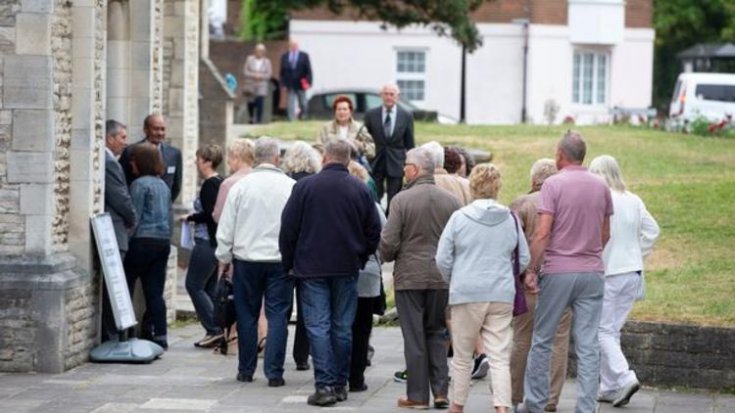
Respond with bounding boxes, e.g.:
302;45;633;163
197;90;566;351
316;95;375;161
242;43;272;124
124;143;172;349
435;163;529;413
213;138;255;223
184;144;224;348
590;155;660;407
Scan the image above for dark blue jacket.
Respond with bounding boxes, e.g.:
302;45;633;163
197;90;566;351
279;163;381;278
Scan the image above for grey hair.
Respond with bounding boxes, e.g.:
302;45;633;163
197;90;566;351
381;83;400;95
254;136;280;165
324;139;352;165
529;158;557;188
105;119;126;138
558;130;586;163
282;141;322;174
406;147;435;174
589;155;627;192
421;141;445;169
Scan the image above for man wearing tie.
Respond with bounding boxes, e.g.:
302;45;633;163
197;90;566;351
363;84;415;210
280;39;313;121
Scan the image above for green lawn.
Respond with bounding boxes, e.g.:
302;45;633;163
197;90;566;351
250;122;735;327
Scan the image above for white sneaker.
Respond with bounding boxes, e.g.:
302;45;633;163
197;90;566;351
612;380;640;407
597;391;616;403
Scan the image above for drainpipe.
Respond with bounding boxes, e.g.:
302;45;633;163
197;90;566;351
521;19;529;123
460;44;467;123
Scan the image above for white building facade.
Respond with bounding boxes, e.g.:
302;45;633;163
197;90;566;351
291;0;654;125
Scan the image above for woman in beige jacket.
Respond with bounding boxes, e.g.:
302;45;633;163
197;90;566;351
242;43;272;124
317;95;375;159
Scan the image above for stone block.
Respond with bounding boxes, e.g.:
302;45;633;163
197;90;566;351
107;41;130;70
130;70;152;98
70;88;94;131
0;110;11;125
15;13;51;55
11;110;53;151
20;184;53;216
25;213;52;254
6;151;54;183
21;0;54;13
129;1;153;41
71;6;95;39
130;41;152;71
106;68;129;98
72;37;93;60
3;55;53;109
69;149;93;182
0;189;19;214
0;26;15;54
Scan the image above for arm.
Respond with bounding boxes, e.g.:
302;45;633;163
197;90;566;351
316;123;329;145
435;214;456;282
188;179;219;224
263;59;272;80
129;181;146;225
171;149;183;202
639;201;660;258
105;163;137;228
378;197;402;262
214;188;238;264
278;184;303;273
212;179;230;223
601;215;611;248
524;213;553;293
303;53;312;85
404;113;415;150
356;124;375;158
516;217;531;272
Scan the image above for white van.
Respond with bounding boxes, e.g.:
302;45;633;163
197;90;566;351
669;73;735;124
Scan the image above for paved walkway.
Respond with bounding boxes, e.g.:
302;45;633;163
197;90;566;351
1;323;733;413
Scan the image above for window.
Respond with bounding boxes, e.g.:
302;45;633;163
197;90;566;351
572;51;608;105
695;84;735;102
396;50;426;103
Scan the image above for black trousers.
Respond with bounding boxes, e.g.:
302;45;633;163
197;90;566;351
373;169;403;212
350;296;376;387
291;281;310;364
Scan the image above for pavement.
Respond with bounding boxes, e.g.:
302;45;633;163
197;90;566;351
1;322;733;413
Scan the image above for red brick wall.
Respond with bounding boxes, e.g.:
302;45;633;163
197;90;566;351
625;0;653;28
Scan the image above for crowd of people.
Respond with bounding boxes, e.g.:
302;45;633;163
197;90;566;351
103;82;660;412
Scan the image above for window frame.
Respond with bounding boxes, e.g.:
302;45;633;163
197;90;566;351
572;49;610;107
395;48;428;105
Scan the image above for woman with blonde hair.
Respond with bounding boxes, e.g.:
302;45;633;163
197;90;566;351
435;163;529;413
590;155;660;407
242;43;272;124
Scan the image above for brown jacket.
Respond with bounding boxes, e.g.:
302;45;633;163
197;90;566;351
509;190;543;271
434;169;472;206
380;175;462;290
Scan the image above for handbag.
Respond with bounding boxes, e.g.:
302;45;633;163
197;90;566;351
510;213;529;316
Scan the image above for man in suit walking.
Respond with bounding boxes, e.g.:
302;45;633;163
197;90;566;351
363;84;415;210
102;119;137;341
280;38;313;121
119;114;183;202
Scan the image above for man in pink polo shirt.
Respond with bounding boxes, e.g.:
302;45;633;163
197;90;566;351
519;131;613;413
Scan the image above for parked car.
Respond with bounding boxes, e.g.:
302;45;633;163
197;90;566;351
669;73;735;125
306;88;456;123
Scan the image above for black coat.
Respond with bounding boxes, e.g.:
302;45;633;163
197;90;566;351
363;106;415;178
104;150;137;252
279;163;381;278
279;51;313;91
119;138;183;202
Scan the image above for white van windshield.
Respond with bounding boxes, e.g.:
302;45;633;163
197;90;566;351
695;84;735;102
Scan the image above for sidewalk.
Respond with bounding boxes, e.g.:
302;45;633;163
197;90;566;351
1;323;732;413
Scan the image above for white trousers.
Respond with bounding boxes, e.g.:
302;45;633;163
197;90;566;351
599;271;640;393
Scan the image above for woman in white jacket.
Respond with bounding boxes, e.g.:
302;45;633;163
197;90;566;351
436;163;529;413
590;155;660;408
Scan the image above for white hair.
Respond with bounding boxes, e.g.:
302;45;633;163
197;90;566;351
282;141;321;174
406;147;435;174
529;158;557;188
381;83;400;94
589;155;627;192
254;136;280;165
421;141;445;169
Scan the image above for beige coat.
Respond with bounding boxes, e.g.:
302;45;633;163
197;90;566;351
317;119;375;158
380;175;462;290
242;55;272;97
434;169;472;206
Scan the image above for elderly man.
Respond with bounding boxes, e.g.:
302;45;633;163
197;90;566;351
119;114;183;202
509;159;572;413
101;120;138;341
280;139;381;406
520;132;613;413
363;84;415;209
380;147;461;410
216;137;296;387
422;141;471;205
280;38;313;120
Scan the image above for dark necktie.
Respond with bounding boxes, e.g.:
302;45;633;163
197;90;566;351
384;111;392;138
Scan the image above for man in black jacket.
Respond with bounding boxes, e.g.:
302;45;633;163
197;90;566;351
363;83;415;210
280;139;381;407
280;39;313;121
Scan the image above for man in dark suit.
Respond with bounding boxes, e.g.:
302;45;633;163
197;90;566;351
280;39;313;121
363;84;415;210
119;114;183;202
102;119;138;341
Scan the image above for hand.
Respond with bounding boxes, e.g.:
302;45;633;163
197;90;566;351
178;215;189;223
524;270;539;294
218;262;232;280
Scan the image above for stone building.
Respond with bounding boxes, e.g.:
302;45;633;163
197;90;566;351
0;0;230;372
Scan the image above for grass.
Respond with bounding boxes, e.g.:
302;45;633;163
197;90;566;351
250;122;735;327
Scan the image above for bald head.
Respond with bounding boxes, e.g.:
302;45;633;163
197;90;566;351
557;130;586;165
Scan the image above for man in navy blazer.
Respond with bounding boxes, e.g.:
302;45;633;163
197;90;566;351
102;119;137;341
119;114;183;202
363;84;415;210
280;39;313;121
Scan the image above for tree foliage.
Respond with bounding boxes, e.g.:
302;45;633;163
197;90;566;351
240;0;486;52
653;0;735;108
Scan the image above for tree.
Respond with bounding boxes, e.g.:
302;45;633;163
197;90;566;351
240;0;486;52
653;0;735;109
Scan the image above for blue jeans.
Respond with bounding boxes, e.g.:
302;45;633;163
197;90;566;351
185;239;221;335
232;260;294;379
524;272;604;413
299;275;358;388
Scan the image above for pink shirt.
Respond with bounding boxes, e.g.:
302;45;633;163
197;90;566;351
212;167;251;223
538;165;613;274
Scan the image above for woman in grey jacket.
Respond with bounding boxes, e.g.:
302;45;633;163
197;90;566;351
436;163;529;413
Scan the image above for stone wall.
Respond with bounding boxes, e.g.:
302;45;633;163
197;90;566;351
567;321;735;390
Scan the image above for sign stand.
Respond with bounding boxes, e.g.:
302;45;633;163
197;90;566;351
89;213;164;363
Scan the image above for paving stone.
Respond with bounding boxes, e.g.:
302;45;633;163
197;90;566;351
139;398;217;410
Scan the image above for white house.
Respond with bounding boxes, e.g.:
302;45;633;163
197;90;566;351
290;0;655;125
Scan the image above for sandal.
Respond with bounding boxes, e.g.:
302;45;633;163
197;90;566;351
257;336;267;354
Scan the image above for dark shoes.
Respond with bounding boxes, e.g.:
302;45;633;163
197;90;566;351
194;333;224;348
434;396;449;409
334;386;348;402
296;361;311;371
397;396;430;409
236;373;253;383
307;387;338;407
349;382;368;392
268;378;286;387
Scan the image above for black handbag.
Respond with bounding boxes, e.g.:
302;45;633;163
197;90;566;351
213;275;236;330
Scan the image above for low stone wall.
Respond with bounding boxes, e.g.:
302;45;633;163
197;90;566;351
567;321;735;390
